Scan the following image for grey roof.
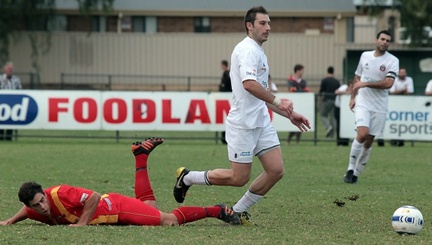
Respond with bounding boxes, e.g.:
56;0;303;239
57;0;356;16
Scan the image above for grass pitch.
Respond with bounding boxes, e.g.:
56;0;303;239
0;134;431;245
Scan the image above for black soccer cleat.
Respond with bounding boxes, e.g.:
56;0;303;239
131;137;164;156
215;204;241;225
343;170;354;183
173;167;190;203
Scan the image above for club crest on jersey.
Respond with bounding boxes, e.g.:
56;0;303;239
379;65;386;71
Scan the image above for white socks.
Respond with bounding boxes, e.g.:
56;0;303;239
183;171;211;186
348;139;363;171
354;147;372;176
232;190;263;213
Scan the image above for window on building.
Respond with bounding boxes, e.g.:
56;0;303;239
194;17;210;33
145;17;157;33
132;17;146;32
92;16;100;32
47;15;67;31
346;17;354;42
323;17;334;31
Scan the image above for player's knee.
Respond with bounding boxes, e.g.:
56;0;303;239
231;176;250;187
270;168;284;180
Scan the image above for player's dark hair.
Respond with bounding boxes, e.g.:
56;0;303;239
376;30;392;39
244;6;268;33
18;181;44;206
221;60;228;67
294;64;304;73
327;66;334;74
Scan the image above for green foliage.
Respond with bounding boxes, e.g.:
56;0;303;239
0;0;114;70
398;0;432;47
0;137;431;244
360;0;432;47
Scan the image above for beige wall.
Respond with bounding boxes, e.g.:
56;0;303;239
9;32;375;90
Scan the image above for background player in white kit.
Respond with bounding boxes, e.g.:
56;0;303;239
343;30;399;184
173;6;310;225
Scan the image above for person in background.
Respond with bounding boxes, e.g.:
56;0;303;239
389;67;414;147
334;81;353;146
219;60;232;144
343;30;399;184
319;66;340;138
425;79;432;95
287;64;309;144
389;67;413;95
0;62;22;141
268;74;278;93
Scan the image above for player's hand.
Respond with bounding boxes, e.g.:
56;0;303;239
69;223;86;227
0;219;12;225
349;98;356;111
289;112;311;132
276;98;293;115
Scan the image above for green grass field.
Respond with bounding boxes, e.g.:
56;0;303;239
0;134;431;245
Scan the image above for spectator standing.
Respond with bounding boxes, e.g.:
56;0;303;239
219;60;232;144
0;62;22;141
389;67;414;146
287;64;309;144
319;66;340;138
219;60;232;92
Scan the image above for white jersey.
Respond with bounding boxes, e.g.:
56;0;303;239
390;76;414;94
354;50;399;113
226;36;270;129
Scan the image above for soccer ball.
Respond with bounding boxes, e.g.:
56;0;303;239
391;205;424;235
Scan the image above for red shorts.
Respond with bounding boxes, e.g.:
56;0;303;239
108;193;161;226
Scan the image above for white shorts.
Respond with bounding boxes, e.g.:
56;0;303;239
355;106;387;136
226;122;280;163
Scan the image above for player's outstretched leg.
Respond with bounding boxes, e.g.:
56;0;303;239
173;167;191;203
131;137;164;156
170;204;241;225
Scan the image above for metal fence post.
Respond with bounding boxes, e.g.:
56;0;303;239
187;76;191;91
60;73;65;90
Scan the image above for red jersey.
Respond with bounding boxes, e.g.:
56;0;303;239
25;185;119;225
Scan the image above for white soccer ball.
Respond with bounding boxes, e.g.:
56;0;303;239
392;205;424;235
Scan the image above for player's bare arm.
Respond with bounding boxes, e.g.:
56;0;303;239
70;192;101;227
0;206;28;225
243;79;293;115
349;75;360;110
354;77;395;91
267;102;310;132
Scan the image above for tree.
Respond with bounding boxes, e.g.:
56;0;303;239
359;0;432;47
0;0;114;71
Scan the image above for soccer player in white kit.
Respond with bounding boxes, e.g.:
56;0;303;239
343;30;399;184
173;6;311;225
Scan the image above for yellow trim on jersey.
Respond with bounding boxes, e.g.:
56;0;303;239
50;187;118;225
50;186;80;223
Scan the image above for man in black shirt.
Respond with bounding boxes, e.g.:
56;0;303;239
319;66;340;138
219;60;232;144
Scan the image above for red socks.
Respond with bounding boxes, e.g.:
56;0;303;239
134;154;156;202
171;206;221;224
